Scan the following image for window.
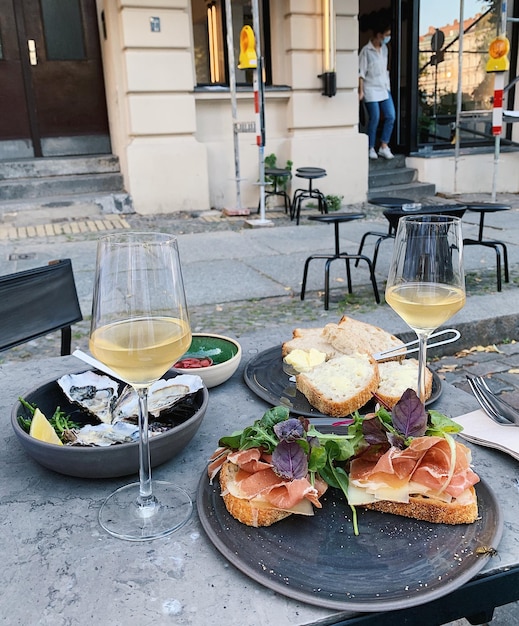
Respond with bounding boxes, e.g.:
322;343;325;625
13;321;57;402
191;0;271;87
418;0;500;147
41;0;86;60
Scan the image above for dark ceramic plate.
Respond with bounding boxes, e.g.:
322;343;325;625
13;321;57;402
197;450;502;611
243;345;441;418
11;369;208;479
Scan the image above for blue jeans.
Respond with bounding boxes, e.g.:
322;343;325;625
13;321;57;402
364;92;395;149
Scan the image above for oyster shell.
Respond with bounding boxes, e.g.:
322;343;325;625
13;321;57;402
58;372;119;425
112;374;204;422
72;422;139;447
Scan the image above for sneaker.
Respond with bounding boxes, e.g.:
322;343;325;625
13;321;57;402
369;147;378;160
378;146;394;160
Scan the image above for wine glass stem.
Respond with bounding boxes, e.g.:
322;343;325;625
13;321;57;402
137;387;154;505
416;331;430;403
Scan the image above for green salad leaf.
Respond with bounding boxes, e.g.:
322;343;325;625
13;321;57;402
17;397;79;442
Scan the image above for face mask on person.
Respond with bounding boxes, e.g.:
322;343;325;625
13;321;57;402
383;35;391;45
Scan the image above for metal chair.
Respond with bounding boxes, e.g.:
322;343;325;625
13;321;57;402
259;167;292;214
291;167;328;225
300;214;380;310
0;259;83;356
462;203;511;292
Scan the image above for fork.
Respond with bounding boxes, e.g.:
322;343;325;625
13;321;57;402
467;376;518;426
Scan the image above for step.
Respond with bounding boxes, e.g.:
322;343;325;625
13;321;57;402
0;173;125;201
368;153;406;170
0;155;121;180
0;191;134;221
368;166;416;188
367;181;436;202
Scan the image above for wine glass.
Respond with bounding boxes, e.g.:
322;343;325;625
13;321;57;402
385;215;465;402
89;232;193;541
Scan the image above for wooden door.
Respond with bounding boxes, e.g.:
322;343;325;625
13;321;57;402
0;0;110;158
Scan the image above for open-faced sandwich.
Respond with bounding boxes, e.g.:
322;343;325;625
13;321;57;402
208;389;480;532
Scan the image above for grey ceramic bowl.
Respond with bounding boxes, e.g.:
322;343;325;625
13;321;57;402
173;333;242;388
11;370;208;479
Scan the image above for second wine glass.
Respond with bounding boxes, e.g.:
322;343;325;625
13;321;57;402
90;232;192;541
385;215;465;402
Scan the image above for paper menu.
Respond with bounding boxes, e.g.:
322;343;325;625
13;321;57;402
453;409;519;462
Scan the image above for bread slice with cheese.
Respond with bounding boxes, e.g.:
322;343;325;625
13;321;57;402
359;488;478;525
219;461;294;527
281;327;339;359
348;436;480;524
295;353;380;417
376;359;433;407
323;316;405;362
219;460;328;527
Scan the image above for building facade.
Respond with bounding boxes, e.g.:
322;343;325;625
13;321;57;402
1;1;518;214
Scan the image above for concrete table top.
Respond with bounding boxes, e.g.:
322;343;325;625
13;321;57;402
2;329;518;625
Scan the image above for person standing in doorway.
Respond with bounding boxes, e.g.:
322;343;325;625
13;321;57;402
358;16;395;160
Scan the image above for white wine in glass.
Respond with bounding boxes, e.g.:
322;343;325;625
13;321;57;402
90;232;192;541
385;215;465;401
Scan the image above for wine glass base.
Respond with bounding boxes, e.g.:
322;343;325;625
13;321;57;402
99;480;193;541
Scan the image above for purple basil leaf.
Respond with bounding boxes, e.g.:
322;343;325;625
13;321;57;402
272;441;308;480
307;435;319;449
391;388;428;438
387;431;406;449
362;416;388;445
274;418;304;442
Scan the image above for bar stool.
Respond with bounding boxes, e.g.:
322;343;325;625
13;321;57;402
300;213;380;310
291;167;328;225
259;167;292;214
356;197;414;271
463;203;511;292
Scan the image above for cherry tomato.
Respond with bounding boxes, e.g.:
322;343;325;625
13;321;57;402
174;357;213;369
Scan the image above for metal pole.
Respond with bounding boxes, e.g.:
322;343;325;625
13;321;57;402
492;0;508;202
454;0;464;192
224;0;242;210
251;0;271;225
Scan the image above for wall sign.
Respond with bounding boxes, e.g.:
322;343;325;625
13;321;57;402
150;16;160;32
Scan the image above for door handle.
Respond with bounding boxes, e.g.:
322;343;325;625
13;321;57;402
28;39;37;65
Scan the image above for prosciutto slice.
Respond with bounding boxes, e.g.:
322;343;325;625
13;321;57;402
208;445;326;511
350;436;479;499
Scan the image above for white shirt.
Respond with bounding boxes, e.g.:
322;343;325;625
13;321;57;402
359;40;391;102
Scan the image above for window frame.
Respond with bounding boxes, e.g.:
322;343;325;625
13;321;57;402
192;0;272;89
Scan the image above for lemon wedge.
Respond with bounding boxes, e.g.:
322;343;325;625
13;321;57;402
29;408;63;446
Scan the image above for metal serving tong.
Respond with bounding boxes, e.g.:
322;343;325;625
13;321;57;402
373;328;461;362
467;375;519;426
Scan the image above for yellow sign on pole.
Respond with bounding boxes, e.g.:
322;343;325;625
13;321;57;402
238;25;257;69
486;35;510;73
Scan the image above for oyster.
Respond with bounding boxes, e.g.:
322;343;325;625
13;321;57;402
72;422;139;447
112;374;204;422
58;371;119;425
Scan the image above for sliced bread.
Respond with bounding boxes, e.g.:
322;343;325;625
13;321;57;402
219;461;293;527
281;327;339;359
360;487;478;524
376;359;433;407
296;353;380;417
323;316;406;361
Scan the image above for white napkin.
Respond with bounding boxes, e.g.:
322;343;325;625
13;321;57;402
453;409;519;461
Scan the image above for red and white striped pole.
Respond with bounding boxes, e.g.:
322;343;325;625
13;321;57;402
253;66;265;148
492;72;505;136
